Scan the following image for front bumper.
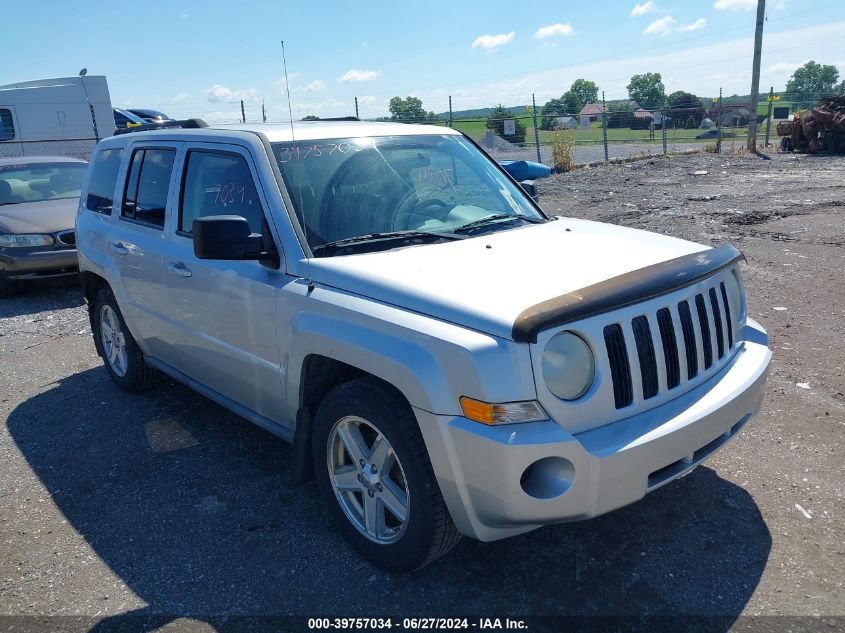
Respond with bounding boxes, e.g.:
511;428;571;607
0;248;78;279
416;319;772;542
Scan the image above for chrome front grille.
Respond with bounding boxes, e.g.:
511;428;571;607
603;279;739;410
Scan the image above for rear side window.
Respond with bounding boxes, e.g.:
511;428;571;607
179;151;264;234
85;148;124;213
0;109;14;141
121;148;176;228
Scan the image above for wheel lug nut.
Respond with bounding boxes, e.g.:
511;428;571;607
370;465;377;474
367;490;374;497
359;459;365;467
376;483;382;492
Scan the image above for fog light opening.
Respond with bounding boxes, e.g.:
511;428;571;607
519;457;575;500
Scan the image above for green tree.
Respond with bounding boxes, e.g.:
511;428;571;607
540;96;566;130
786;61;840;101
485;105;526;143
540;78;599;130
389;96;436;122
837;80;845;96
606;101;633;128
565;79;599;112
627;72;665;109
667;92;705;129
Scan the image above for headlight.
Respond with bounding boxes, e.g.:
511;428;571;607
0;234;55;247
542;331;595;400
725;267;746;325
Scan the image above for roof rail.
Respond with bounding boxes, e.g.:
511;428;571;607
114;118;208;135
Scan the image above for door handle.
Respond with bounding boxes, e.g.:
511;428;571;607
110;241;129;256
167;262;192;278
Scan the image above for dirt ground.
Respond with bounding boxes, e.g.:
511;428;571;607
0;151;842;631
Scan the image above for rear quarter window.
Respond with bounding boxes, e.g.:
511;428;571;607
85;148;124;213
121;148;176;228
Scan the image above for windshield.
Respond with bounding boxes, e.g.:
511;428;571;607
271;135;544;256
0;162;87;206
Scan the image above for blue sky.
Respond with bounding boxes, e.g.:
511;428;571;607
1;0;842;121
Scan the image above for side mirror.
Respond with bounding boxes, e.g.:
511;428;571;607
192;215;264;260
520;179;539;203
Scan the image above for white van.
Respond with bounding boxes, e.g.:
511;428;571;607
0;76;114;160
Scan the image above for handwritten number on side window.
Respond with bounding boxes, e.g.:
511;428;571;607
214;182;246;205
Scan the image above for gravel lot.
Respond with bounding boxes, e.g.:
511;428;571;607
1;151;843;631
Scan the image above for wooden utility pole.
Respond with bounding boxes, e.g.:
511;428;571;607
747;0;766;153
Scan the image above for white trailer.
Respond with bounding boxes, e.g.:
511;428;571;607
0;76;115;160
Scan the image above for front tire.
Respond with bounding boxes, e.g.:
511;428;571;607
312;377;461;572
0;274;15;299
91;287;157;392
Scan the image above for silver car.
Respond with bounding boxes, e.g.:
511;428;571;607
76;121;772;571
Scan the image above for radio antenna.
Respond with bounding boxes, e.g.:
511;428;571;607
281;40;296;142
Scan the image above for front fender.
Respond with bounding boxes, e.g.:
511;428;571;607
282;283;538;419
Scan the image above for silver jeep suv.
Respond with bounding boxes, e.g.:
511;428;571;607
76;120;772;571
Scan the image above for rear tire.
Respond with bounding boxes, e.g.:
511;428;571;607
91;287;157;392
312;377;461;572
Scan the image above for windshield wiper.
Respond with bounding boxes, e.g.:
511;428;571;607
453;213;545;234
312;230;464;255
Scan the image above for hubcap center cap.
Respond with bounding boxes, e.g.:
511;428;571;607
357;465;380;492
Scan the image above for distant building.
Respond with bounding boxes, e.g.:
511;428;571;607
579;103;606;122
633;108;653;120
580;101;644;123
554;116;578;129
651;111;670;126
708;103;753;126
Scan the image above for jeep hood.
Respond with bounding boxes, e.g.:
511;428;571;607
307;218;708;341
0;198;78;235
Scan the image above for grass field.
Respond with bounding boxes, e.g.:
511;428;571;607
439;117;750;145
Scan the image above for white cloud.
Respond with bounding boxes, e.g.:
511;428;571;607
300;80;326;93
534;23;574;39
679;18;707;31
713;0;756;10
766;61;805;74
338;69;380;82
205;84;259;103
361;41;368;47
630;1;658;17
471;32;515;52
643;16;676;35
171;92;190;103
178;12;188;20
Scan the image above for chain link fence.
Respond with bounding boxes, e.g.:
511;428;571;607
0;138;98;161
379;88;844;170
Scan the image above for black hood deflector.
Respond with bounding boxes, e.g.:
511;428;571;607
512;243;745;343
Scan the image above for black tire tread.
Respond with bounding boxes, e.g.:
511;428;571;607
0;275;15;299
